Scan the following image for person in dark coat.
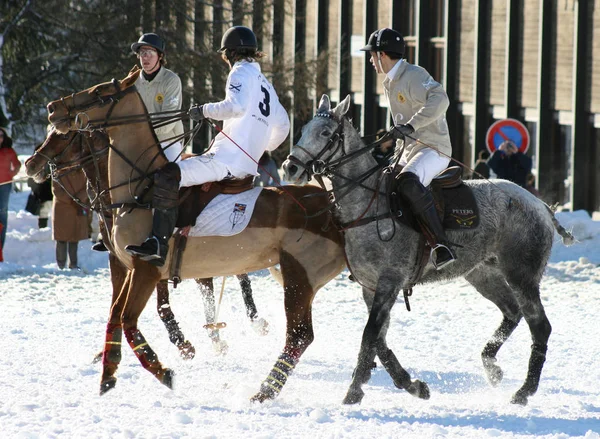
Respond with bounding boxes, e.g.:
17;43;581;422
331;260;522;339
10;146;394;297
27;176;53;228
487;140;532;188
471;150;490;179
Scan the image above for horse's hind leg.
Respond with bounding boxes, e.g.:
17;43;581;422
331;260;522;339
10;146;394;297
465;268;522;386
156;280;195;359
237;273;269;335
251;251;316;403
121;260;174;389
506;277;551;405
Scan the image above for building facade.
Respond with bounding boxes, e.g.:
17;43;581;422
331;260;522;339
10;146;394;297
202;0;599;212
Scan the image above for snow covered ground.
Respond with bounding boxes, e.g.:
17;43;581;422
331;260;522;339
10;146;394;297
1;189;599;439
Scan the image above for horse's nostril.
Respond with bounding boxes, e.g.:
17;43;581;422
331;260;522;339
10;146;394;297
47;103;55;114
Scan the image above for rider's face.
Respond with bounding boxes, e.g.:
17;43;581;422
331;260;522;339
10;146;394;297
137;45;161;74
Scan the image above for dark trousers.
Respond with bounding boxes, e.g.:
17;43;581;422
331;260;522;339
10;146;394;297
56;241;79;269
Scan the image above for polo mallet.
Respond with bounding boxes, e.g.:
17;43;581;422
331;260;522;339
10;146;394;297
203;276;227;330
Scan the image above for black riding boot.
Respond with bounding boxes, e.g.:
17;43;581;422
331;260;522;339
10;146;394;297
125;163;181;267
397;172;456;270
92;239;108;252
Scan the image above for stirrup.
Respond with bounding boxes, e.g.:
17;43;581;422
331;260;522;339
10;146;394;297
125;237;165;263
430;243;456;270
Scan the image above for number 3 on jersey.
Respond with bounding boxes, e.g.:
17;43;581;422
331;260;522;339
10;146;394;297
259;86;271;117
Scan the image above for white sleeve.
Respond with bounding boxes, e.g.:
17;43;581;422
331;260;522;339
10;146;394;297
202;69;248;120
266;101;290;151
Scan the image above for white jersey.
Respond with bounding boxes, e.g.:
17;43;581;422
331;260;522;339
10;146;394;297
202;61;290;176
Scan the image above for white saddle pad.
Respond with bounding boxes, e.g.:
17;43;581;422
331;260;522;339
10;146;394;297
188;187;263;237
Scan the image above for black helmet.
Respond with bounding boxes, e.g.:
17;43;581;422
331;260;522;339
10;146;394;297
131;33;166;54
219;26;257;52
360;28;405;56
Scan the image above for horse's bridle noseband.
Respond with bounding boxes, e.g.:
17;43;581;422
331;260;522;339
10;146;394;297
287;111;346;181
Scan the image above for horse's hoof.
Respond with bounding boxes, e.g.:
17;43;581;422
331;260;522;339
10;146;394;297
92;351;103;364
407;380;430;400
510;390;529;406
212;339;229;356
161;369;175;390
342;388;365;405
483;357;503;386
251;317;269;336
99;377;117;395
177;340;196;360
250;391;271;403
485;365;504;387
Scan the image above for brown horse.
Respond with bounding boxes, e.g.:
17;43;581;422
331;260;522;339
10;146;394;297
45;67;346;401
26;130;267;357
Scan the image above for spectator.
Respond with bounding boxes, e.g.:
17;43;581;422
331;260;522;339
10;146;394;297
0;126;21;259
255;152;281;187
372;129;395;166
26;175;53;228
487;140;532;188
471;150;490;179
525;173;541;199
52;170;90;270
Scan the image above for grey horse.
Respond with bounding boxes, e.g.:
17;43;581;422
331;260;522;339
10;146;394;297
282;94;574;406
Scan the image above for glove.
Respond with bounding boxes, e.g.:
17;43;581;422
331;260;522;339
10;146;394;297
189;105;205;122
391;123;414;140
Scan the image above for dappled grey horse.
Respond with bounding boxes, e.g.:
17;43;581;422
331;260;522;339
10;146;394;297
283;94;574;406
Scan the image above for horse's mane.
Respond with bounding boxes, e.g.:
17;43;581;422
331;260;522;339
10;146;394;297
88;66;141;95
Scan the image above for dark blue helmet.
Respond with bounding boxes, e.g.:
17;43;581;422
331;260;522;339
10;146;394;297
131;33;166;54
360;28;405;56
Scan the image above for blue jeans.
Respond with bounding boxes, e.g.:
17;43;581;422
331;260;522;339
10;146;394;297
0;183;11;249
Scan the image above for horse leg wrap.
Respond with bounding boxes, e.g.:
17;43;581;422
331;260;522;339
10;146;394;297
102;323;123;367
124;327;166;381
258;353;298;399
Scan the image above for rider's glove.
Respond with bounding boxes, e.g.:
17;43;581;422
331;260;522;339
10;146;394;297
189;105;205;122
391;123;415;140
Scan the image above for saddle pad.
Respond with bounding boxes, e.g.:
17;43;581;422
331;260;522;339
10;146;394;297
441;184;480;230
188;187;263;237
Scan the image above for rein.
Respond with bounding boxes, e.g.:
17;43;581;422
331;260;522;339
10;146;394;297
289;113;394;228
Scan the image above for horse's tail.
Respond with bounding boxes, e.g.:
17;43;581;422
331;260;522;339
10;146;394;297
545;203;575;246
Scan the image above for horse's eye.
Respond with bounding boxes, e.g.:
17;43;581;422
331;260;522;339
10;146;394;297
321;130;331;137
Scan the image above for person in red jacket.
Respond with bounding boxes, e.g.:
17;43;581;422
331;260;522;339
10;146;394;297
0;127;22;258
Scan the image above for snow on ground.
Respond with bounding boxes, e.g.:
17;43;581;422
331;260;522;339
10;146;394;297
1;189;600;438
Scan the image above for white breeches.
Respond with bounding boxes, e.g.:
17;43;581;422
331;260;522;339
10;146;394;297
400;148;450;187
178;153;250;188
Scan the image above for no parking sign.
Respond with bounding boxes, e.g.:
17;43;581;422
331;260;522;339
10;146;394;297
485;118;530;154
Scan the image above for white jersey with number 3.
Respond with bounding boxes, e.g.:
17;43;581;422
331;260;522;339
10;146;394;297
203;60;290;177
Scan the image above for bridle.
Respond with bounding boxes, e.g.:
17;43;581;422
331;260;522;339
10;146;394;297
287;111;395;230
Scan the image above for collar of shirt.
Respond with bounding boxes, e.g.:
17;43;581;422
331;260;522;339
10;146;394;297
386;59;403;82
233;60;261;73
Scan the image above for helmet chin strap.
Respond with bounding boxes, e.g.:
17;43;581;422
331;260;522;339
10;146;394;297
376;52;384;74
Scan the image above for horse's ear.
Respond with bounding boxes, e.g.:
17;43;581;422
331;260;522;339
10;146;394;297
332;94;351;119
317;94;331;114
120;66;141;89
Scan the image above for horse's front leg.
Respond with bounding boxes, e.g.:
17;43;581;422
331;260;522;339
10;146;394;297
99;255;129;394
343;282;400;405
156;280;195;359
121;260;173;389
251;251;316;403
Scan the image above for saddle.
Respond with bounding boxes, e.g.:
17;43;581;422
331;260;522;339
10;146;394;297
170;176;255;286
390;166;480;232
